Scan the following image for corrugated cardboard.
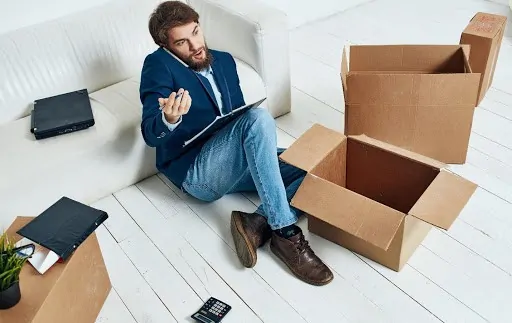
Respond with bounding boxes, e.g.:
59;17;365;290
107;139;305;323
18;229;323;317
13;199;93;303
460;12;507;105
0;216;111;323
280;124;478;271
341;44;481;164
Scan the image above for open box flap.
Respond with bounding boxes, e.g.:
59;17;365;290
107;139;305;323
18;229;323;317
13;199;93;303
461;44;473;73
348;134;446;170
279;124;346;172
341;46;348;98
291;174;405;251
408;170;477;229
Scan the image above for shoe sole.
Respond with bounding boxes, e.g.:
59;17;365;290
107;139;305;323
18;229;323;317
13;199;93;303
270;243;333;286
231;212;257;268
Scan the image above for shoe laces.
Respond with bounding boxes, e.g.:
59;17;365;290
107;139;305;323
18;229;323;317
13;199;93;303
296;234;311;254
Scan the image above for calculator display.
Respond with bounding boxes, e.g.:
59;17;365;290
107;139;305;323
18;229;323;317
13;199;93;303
193;313;215;323
191;297;231;323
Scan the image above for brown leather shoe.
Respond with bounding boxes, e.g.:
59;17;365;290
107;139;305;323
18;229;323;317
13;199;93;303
231;211;272;268
270;228;333;286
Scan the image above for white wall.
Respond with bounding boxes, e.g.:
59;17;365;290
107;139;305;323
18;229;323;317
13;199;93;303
244;0;372;29
490;0;509;5
1;0;510;34
0;0;114;34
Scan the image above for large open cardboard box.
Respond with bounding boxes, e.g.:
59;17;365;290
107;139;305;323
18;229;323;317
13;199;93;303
341;44;481;164
0;216;111;323
280;124;478;271
460;12;508;105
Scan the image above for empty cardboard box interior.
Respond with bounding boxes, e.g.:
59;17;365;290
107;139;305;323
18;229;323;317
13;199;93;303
280;124;478;271
460;12;508;105
0;216;111;323
341;44;481;164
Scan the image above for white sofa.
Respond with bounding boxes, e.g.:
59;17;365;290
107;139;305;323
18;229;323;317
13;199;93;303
0;0;291;228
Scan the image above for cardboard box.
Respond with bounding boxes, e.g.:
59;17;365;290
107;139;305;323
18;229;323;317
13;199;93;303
280;124;478;271
460;12;508;105
0;216;111;323
341;44;481;164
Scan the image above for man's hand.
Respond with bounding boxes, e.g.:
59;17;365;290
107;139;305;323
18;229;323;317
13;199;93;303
158;88;192;124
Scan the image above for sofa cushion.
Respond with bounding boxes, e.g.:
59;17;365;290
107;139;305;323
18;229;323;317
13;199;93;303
236;59;267;105
0;57;266;227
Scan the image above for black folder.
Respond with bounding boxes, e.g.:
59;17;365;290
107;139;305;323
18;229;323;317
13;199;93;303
16;197;108;260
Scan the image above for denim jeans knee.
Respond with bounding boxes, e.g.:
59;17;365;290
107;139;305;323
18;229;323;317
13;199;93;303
182;180;222;202
245;108;275;127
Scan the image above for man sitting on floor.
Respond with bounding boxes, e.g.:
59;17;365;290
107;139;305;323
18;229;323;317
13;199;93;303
139;0;333;286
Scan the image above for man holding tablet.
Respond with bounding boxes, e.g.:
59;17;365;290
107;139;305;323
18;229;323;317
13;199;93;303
140;1;333;286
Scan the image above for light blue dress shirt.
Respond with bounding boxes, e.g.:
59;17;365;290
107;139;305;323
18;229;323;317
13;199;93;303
161;65;223;130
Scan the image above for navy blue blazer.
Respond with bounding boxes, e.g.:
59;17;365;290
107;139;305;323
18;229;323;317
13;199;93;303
139;47;246;188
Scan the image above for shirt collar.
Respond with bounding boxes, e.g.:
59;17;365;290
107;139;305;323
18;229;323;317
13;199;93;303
197;65;213;77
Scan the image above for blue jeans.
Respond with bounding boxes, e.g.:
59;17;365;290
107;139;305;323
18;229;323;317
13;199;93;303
182;108;306;230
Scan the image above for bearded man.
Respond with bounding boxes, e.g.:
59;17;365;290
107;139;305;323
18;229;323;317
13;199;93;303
139;0;333;286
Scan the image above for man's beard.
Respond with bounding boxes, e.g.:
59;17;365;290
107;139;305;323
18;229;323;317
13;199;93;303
185;45;213;71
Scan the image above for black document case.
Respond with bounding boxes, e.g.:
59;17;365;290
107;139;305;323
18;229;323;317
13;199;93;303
17;196;108;260
30;89;95;140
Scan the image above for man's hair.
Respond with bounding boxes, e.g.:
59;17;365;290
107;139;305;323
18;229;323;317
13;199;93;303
148;1;200;47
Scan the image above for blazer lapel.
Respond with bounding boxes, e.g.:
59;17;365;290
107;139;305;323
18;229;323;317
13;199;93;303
211;56;232;112
194;72;219;110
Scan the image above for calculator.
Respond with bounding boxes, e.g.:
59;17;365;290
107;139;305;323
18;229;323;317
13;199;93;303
191;297;231;323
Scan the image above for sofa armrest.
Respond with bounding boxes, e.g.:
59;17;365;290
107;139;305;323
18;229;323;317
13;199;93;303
188;0;291;118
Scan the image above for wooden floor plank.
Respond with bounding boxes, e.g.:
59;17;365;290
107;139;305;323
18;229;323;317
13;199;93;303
93;214;176;323
98;193;207;322
118;231;205;321
469;132;512;169
480;91;512;122
473;108;512;151
290;50;344;112
370;261;488;323
449;163;512;204
278;87;344;138
131;177;301;323
94;196;141;243
446;189;512;276
111;185;263;323
409;245;509;322
466;145;512;187
95;289;137;323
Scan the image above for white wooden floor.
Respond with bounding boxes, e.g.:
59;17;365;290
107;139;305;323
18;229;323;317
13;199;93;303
95;0;512;322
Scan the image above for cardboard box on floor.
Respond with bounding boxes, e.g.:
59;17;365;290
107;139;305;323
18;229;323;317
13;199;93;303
460;12;508;105
341;44;481;164
280;124;477;271
0;216;111;323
